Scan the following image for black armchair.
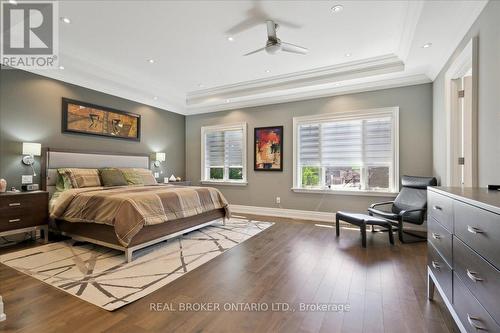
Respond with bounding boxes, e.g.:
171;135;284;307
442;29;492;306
368;175;437;243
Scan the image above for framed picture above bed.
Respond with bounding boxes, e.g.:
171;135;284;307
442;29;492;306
62;98;141;141
254;126;283;171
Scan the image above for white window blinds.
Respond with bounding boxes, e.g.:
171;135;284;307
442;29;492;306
294;108;398;192
298;117;392;167
202;123;247;183
205;130;243;167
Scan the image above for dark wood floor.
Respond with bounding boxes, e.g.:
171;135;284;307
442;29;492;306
0;215;458;333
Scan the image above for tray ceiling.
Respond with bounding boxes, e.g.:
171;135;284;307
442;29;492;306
23;0;488;114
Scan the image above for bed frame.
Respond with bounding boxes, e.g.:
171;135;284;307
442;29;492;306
41;148;225;262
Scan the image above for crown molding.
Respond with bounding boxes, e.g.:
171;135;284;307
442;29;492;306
427;0;488;80
185;73;430;114
397;0;424;62
186;54;404;105
24;52;187;115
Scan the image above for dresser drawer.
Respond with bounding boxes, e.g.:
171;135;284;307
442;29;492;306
454;237;500;324
428;242;453;302
454;200;500;269
428;217;452;266
453;273;500;333
0;193;47;211
428;191;453;232
0;214;47;232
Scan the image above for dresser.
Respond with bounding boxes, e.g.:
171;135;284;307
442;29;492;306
0;191;49;243
427;187;500;333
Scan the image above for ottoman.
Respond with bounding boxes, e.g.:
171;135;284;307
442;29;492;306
336;211;394;247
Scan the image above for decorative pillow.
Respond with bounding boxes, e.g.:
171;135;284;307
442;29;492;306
119;168;157;185
120;168;144;185
55;172;73;192
58;168;102;188
99;168;128;187
135;168;157;185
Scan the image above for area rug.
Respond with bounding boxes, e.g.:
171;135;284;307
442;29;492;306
0;217;273;311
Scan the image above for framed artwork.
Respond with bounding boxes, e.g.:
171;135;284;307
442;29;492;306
62;98;141;141
254;126;283;171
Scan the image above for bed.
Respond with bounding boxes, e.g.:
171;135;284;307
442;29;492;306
41;148;229;262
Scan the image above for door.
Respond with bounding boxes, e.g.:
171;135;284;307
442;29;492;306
450;73;476;186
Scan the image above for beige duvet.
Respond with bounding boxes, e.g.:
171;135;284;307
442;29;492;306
50;185;230;246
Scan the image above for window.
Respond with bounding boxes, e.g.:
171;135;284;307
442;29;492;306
201;123;247;185
293;107;399;194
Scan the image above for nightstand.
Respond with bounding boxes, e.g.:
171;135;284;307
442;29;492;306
0;191;49;243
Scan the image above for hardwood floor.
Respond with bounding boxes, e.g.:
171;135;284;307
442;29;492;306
0;215;458;333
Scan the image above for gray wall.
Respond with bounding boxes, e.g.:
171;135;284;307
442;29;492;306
186;83;433;214
433;0;500;186
0;69;186;189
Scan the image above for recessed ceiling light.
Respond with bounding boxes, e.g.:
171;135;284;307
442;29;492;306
227;36;234;42
153;96;158;100
331;5;344;13
422;43;432;49
148;59;155;64
198;83;204;88
59;66;65;70
334;83;340;86
345;53;351;57
61;17;71;24
265;69;271;73
225;99;230;103
9;0;18;5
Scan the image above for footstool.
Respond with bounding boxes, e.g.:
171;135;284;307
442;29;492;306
335;211;394;248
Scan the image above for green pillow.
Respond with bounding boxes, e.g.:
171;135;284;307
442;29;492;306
99;168;128;187
55;171;73;191
119;168;144;185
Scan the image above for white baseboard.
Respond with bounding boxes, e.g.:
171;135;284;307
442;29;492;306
230;204;336;223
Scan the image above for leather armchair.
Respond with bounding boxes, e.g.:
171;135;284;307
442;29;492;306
368;175;437;243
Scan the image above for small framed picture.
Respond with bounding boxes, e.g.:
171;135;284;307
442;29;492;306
254;126;283;171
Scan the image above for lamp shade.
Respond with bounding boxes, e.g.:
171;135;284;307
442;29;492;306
22;142;41;156
155;152;166;162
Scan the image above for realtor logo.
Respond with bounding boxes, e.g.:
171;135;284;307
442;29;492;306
1;1;59;69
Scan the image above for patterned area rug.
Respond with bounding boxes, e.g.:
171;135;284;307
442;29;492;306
0;217;273;311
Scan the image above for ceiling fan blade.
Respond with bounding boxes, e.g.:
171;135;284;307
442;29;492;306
243;46;267;56
226;17;261;35
281;42;308;55
266;20;277;39
273;18;301;29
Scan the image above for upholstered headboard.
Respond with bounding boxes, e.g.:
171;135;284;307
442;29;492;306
42;149;150;196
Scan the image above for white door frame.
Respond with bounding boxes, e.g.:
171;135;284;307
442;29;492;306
444;37;478;187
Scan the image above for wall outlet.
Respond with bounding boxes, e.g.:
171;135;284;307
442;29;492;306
154;172;160;178
21;175;33;184
276;197;281;204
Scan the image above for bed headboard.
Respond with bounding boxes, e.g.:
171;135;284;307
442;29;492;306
42;148;150;196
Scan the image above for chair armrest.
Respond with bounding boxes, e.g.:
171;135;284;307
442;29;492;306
370;201;394;209
398;208;426;217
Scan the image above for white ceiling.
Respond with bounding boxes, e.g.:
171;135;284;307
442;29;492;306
27;0;488;114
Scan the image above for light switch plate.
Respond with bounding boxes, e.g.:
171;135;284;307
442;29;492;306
154;172;160;178
21;175;33;184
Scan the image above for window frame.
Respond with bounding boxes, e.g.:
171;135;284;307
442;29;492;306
201;122;248;186
292;107;399;196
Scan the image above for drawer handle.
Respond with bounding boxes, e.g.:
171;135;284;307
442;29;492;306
466;269;484;282
8;202;21;207
432;205;442;211
467;314;486;330
431;261;440;270
431;233;441;240
467;225;484;234
8;218;21;223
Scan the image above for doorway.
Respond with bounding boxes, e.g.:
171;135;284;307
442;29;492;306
445;37;478;187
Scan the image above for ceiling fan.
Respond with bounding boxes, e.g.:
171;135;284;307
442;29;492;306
244;20;309;56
